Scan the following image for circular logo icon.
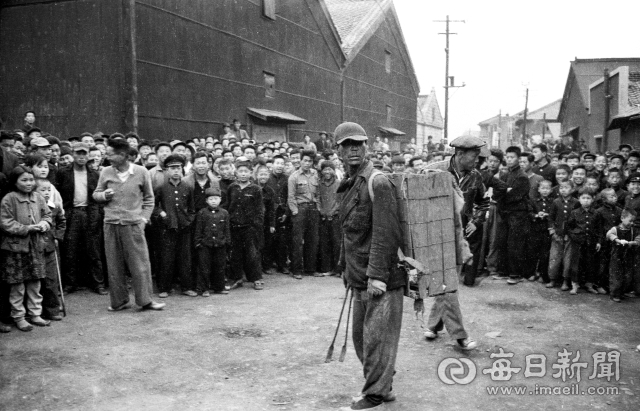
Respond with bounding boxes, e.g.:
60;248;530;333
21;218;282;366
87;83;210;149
437;357;477;385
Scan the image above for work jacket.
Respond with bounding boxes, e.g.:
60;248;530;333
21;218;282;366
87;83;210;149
339;160;404;291
194;206;230;248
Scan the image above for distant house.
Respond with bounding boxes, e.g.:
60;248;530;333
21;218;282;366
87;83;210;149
416;88;444;150
558;58;640;153
0;0;419;143
478;99;560;150
589;67;640;152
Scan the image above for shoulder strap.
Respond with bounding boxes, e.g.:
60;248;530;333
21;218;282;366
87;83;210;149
367;169;385;202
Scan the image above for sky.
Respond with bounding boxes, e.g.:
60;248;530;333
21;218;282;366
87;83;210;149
392;0;640;139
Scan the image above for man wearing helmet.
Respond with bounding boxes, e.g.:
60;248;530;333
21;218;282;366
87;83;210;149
335;122;404;411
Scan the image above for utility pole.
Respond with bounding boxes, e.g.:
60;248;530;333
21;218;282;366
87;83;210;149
434;15;465;144
522;88;529;145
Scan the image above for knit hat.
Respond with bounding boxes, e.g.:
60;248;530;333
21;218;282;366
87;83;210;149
204;186;221;197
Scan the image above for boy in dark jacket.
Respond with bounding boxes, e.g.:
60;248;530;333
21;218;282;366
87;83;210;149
226;160;264;290
496;146;531;284
36;178;66;321
195;187;230;296
547;180;580;289
566;188;602;295
525;180;553;283
153;155;196;298
595;188;622;294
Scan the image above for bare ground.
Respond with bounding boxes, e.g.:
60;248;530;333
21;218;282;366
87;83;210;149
1;273;639;411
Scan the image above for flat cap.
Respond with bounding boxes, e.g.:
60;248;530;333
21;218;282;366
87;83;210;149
582;153;596;160
449;136;486;150
30;137;51;148
628;172;640;184
619;144;633;151
334;122;367;145
72;142;90;153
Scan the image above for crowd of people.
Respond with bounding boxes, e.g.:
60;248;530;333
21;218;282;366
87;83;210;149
450;141;640;305
0;110;638;336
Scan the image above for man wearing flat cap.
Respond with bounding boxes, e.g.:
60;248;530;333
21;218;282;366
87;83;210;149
153;154;196;298
335;122;404;411
315;131;333;152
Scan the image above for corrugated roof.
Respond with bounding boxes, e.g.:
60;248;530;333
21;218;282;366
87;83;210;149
324;0;391;59
246;108;307;124
515;99;562;121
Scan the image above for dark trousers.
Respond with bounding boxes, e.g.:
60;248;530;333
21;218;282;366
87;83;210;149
525;229;551;282
291;205;319;274
352;287;404;406
158;227;193;293
230;226;262;283
599;243;612;290
41;251;60;318
318;217;341;273
261;225;274;271
197;246;227;292
574;242;599;285
427;291;469;340
461;223;483;285
496;211;530;278
63;208;104;289
610;247;634;298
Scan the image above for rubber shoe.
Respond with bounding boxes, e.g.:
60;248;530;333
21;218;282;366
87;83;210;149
28;316;50;327
424;329;438;340
202;291;211;297
596;287;608;295
352;391;396;404
560;282;570;291
142;301;166;311
182;290;198;297
158;292;169;298
623;291;636;298
458;338;478;351
15;319;33;332
339;397;385;410
229;279;243;290
507;277;523;285
545;281;556;288
569;282;579;295
108;302;132;312
611;297;621;303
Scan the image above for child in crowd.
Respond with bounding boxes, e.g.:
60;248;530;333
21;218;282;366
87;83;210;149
0;166;52;331
154;154;196;298
566;153;580;169
254;164;276;275
317;160;341;276
596;188;622;295
547;180;579;289
571;165;587;197
606;168;628;206
226;160;265;290
566;188;602;295
527;180;553;283
217;158;235;208
391;156;406;173
35;178;66;321
194;187;230;296
606;208;638;302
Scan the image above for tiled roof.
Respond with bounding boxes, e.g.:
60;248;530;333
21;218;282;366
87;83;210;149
324;0;391;58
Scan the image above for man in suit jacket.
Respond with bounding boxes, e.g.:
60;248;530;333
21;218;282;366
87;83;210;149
55;142;105;294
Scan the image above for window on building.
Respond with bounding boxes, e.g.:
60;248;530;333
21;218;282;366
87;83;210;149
264;72;275;98
263;0;276;20
386;105;392;123
385;50;391;73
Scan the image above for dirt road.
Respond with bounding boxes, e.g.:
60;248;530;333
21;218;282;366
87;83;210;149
1;274;639;410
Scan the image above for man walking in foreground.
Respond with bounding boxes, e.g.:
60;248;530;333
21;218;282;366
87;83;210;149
335;122;404;411
93;138;165;312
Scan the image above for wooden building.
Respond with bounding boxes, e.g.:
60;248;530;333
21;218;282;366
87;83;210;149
416;87;443;148
557;58;640;153
0;0;419;144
